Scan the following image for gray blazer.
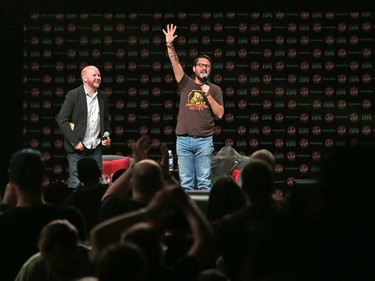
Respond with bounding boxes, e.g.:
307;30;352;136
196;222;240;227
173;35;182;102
56;85;110;153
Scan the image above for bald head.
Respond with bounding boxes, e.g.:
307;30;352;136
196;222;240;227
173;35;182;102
132;159;164;196
81;65;99;79
81;65;101;93
250;149;275;168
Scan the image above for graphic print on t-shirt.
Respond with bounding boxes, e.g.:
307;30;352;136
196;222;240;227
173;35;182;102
186;90;209;111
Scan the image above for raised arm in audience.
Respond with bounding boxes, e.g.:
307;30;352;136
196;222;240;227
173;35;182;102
90;185;215;267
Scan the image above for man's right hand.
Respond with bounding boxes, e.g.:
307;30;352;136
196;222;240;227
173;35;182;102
74;142;84;151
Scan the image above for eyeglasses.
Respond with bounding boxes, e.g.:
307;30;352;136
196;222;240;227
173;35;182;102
196;63;211;69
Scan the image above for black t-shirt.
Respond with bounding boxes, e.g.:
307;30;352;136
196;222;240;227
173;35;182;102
0;203;87;281
64;183;108;231
98;194;147;222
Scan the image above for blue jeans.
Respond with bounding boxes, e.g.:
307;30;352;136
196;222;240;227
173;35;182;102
176;135;214;191
66;146;102;188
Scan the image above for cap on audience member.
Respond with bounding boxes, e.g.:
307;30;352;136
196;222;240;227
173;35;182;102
8;148;44;180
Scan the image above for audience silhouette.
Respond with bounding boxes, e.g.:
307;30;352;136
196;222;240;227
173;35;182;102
95;241;147;281
249;149;289;212
99;135;178;222
3;142;375;281
207;176;245;234
15;219;94;281
90;184;216;281
0;148;87;281
64;157;109;232
216;158;285;281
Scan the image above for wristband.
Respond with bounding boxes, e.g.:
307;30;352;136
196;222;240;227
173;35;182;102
166;43;173;47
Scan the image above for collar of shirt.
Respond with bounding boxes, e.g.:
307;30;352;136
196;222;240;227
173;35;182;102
83;85;98;98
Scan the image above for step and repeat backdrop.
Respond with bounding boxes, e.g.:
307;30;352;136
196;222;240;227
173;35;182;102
22;11;374;188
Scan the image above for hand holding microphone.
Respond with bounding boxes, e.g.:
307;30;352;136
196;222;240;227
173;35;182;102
102;131;110;140
102;131;111;147
201;73;210;96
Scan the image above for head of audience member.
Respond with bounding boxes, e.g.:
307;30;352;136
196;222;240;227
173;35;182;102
240;159;275;207
130;159;164;202
249;149;288;209
38;219;81;278
8;148;45;194
111;168;127;183
8;148;45;207
121;222;166;278
249;149;276;168
207;176;245;225
77;158;102;187
95;241;147;281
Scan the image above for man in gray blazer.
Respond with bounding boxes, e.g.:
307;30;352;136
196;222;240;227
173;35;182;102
57;65;111;188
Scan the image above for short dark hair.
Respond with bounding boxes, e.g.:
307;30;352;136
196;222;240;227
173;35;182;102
194;54;212;65
8;148;44;191
77;158;101;182
38;219;78;254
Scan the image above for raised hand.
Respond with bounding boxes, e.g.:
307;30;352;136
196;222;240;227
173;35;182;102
162;23;178;44
132;135;152;163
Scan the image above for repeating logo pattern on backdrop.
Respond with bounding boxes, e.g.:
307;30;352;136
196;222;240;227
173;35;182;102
22;11;374;187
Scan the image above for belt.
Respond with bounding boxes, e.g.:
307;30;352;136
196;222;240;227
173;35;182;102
177;134;211;139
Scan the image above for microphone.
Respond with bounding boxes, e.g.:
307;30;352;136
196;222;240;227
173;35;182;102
202;72;208;84
102;131;110;140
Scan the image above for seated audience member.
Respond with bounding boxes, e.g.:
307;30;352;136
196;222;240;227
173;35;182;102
64;158;108;232
99;136;178;222
0;148;87;281
216;159;286;281
15;219;94;281
99;159;163;222
207;176;245;233
90;185;216;281
250;149;289;212
95;241;147;281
